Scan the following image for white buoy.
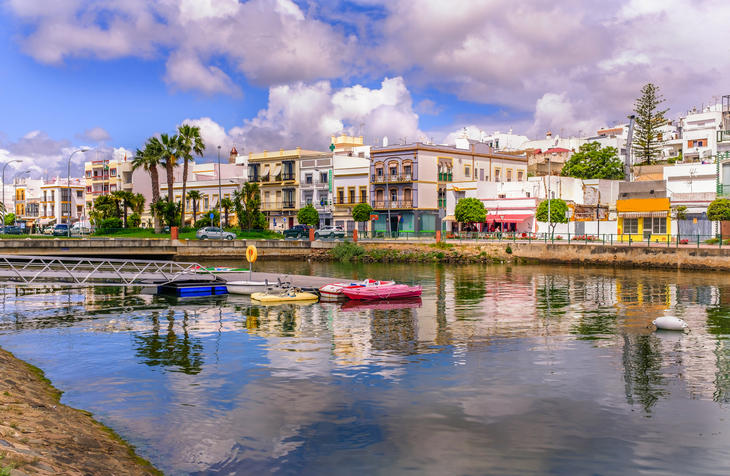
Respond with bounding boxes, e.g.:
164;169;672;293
652;316;689;331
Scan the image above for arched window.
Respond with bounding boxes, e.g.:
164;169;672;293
387;160;399;179
403;188;412;205
517;171;524;181
390;188;398;202
376;189;384;201
402;159;413;180
506;169;512;182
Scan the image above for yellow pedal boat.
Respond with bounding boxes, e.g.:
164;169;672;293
251;289;319;303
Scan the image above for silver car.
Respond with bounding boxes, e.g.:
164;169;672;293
314;225;345;239
196;227;237;240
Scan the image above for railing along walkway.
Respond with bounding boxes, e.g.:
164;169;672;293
0;255;215;285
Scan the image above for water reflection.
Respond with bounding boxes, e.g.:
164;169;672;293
3;264;730;474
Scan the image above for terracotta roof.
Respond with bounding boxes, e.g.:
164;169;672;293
542;147;570;154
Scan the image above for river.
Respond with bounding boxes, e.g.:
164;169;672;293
1;262;730;475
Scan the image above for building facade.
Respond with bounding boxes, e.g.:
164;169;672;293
38;178;86;226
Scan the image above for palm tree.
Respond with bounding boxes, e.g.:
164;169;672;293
187;190;202;225
131;141;163;231
158;133;182;203
111;190;134;227
177;125;206;228
220;197;233;228
130;193;146;215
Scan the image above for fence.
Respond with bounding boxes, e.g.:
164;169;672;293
442;232;730;248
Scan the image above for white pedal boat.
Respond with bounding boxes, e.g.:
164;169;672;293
226;281;270;295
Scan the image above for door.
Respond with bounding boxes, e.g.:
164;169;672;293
390;216;399;235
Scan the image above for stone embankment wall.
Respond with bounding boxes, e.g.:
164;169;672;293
0;348;161;475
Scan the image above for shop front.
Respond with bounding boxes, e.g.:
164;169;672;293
617;198;671;243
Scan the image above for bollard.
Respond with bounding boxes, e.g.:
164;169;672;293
353;229;358;243
309;228;315;241
436;230;442;243
171;226;179;240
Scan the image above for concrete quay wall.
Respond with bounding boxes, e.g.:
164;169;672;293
510;243;730;271
0;238;336;260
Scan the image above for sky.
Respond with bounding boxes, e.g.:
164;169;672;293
0;0;729;179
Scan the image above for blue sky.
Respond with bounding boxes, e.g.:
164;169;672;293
0;0;728;177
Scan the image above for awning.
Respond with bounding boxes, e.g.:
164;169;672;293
263;164;270;175
273;164;282;175
486;214;533;223
618;211;668;218
39;218;56;225
442;215;456;222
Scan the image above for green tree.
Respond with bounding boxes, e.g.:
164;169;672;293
454;197;486;226
4;213;15;225
129;192;146;214
633;83;669;165
177;124;206;228
151;198;180;227
92;194;119;221
536;198;568;234
352;203;373;222
221;197;234;228
186;190;202;225
111;190;134;227
707;198;730;222
562;142;624;180
233;182;263;231
297;204;319;227
194;210;220;229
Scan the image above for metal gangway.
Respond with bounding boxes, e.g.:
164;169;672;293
0;255;218;286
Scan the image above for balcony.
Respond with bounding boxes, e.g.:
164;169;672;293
371;174;414;184
719;184;730;196
249;175;260;183
282;172;295;181
334;197;369;206
371;200;413;210
438;172;453;181
259;174;271;183
282;200;295;209
262;201;281;210
719;131;730;143
301;179;329;190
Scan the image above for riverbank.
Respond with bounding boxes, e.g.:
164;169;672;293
308;241;730;271
0;347;161;476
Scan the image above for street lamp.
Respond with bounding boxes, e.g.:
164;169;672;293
2;159;23;233
217;145;222;238
67;149;89;237
547;152;557;237
13;170;30;226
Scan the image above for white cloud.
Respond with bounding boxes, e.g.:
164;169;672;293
184;77;423;153
75;127;112;143
529;92;603;139
164;51;242;96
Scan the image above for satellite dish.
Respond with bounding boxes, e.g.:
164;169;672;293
554;139;559;147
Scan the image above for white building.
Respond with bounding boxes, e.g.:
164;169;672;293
39;177;87;226
478;129;529;152
678;104;723;162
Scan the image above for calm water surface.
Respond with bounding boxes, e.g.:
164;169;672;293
2;262;730;475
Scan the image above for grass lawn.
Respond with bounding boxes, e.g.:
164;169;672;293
0;228;284;241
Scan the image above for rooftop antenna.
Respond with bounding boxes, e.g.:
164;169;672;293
359;123;365;136
400;137;407;145
430;136;434;144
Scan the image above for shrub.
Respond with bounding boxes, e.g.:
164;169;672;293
505;245;513;254
99;217;122;229
128;212;141;228
330;241;366;262
430;241;454;250
679;239;689;245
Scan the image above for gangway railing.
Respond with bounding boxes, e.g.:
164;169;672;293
0;255;217;285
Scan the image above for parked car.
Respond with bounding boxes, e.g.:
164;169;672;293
314;225;345;239
52;224;70;236
283;224;312;239
196;227;236;240
2;225;22;235
43;226;54;235
70;225;93;236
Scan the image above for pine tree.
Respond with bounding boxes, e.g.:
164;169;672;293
632;83;669;165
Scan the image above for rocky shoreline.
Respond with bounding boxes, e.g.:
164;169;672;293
0;347;161;476
306;242;519;264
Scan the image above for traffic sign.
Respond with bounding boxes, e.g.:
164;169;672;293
209;213;214;219
370;214;378;221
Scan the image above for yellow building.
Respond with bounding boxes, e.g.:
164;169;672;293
616;197;671;242
246;147;325;230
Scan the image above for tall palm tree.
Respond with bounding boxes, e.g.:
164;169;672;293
187;190;202;225
131;141;163;231
158;133;182;203
220;197;233;228
110;190;134;227
177;124;206;228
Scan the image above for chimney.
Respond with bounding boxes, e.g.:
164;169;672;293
546;132;552;139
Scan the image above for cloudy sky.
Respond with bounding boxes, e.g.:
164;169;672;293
0;0;728;177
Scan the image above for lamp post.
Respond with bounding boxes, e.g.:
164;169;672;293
67;149;88;237
13;170;30;226
2;159;23;233
217;145;222;239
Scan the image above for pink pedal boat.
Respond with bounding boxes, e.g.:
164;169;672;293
342;284;422;301
319;279;395;300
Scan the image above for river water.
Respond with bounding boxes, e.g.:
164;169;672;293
2;262;730;475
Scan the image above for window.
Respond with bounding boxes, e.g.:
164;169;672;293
494;169;501;182
624;218;639;234
321;172;328;183
404;165;412;177
645;217;666;234
390;189;398;201
389;166;398;176
110;169;116;177
76;205;82;214
204;196;209;211
376;167;383;177
506;170;512;182
86;187;92;193
76;190;83;198
480;168;484;181
305;173;313;184
359;187;367;203
86;171;91;178
305;194;313;205
465;165;470;177
337;187;344;204
518;171;524;181
348;187;355;204
498;194;506;199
